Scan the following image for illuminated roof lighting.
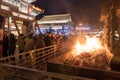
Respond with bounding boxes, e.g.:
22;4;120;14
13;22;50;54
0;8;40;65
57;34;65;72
32;5;44;12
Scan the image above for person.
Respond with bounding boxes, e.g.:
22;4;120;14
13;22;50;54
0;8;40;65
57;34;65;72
17;34;25;53
8;33;16;56
34;34;45;49
44;33;51;46
2;33;9;57
24;33;34;52
50;34;57;45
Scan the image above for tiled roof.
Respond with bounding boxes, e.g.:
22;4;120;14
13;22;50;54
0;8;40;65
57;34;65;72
37;14;72;24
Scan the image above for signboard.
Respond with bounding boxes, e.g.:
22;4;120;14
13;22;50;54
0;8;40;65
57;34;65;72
1;5;10;11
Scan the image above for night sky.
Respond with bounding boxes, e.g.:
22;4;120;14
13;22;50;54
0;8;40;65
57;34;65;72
33;0;101;27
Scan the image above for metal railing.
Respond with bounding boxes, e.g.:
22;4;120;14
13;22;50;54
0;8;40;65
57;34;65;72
0;42;71;69
0;64;94;80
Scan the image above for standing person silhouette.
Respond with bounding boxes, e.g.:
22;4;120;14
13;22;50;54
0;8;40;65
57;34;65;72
8;33;16;56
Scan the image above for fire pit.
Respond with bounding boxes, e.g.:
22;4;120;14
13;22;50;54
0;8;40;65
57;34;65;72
47;50;120;80
62;49;111;70
47;36;120;79
57;36;113;70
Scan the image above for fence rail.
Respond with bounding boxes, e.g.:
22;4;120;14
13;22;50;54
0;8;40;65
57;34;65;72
0;64;94;80
0;42;71;69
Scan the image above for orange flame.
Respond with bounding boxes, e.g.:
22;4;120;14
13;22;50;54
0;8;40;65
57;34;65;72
73;36;103;56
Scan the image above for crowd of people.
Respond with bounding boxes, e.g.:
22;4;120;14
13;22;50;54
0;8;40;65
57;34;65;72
2;32;72;57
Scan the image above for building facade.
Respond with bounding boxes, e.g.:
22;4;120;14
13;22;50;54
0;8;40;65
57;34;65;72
0;0;43;36
37;14;73;35
0;0;43;56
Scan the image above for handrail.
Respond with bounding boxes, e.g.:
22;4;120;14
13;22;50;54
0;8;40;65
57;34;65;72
0;42;71;70
0;63;94;80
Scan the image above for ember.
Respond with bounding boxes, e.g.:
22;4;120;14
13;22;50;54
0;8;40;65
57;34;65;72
64;49;112;70
63;36;113;70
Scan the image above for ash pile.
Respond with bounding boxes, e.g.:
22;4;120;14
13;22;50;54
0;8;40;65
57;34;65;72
63;49;113;71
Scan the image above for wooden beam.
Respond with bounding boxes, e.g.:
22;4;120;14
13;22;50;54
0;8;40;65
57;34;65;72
12;18;21;35
1;17;6;33
8;17;11;34
36;21;42;34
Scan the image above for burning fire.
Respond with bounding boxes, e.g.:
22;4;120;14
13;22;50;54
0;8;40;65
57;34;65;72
73;36;103;56
64;35;113;70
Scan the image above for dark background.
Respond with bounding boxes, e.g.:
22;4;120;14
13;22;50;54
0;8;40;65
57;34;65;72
33;0;101;27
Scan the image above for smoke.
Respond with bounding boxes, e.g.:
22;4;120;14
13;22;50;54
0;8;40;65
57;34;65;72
59;0;101;26
33;0;101;26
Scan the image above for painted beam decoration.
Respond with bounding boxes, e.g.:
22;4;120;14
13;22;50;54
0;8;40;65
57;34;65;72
0;0;43;20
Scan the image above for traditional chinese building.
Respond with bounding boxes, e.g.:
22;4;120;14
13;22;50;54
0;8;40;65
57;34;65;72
0;0;43;56
100;0;120;54
37;14;73;35
0;0;43;36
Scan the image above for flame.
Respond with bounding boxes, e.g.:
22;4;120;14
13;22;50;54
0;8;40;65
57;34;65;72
74;36;103;56
67;35;113;70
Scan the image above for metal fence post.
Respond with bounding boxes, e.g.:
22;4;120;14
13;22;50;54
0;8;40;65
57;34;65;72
54;45;56;58
15;53;19;65
30;50;36;69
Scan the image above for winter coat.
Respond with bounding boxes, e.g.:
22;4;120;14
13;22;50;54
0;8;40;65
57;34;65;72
17;37;25;51
24;38;34;52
